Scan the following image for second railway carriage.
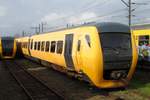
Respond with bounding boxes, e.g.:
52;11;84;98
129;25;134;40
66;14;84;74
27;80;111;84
16;22;138;88
132;26;150;63
0;37;17;59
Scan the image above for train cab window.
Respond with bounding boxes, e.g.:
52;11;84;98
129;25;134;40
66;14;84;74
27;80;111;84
50;41;56;53
37;41;40;50
56;41;63;54
85;35;91;47
77;40;81;51
45;41;50;52
41;41;45;51
34;42;37;50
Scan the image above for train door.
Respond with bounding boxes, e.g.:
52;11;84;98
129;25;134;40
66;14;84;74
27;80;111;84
64;34;74;70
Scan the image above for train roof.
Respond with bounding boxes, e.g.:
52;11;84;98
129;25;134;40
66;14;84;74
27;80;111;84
95;22;130;33
132;23;150;30
18;22;130;38
45;22;130;33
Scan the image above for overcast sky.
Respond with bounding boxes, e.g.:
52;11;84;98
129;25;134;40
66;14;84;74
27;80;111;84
0;0;150;36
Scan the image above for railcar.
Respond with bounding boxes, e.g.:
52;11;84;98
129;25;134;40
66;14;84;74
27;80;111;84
16;22;138;88
132;29;150;63
0;37;17;59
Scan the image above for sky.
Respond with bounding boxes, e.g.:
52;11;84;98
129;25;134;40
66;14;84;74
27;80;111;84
0;0;150;36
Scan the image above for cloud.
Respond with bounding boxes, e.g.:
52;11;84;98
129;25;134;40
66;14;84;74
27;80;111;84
40;12;97;26
41;13;65;23
68;12;97;24
0;24;11;28
0;6;7;17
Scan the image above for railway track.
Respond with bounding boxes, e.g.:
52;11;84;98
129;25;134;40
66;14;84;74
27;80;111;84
3;60;64;100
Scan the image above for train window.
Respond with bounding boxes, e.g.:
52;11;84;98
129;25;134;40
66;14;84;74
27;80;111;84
21;43;23;48
77;40;81;51
41;41;45;51
51;41;56;53
25;42;27;48
139;35;149;46
37;41;40;50
45;41;50;52
34;42;37;50
57;41;63;54
85;35;91;47
30;39;33;49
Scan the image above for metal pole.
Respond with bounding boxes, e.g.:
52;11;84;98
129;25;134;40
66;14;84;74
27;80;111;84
38;24;41;34
129;0;131;27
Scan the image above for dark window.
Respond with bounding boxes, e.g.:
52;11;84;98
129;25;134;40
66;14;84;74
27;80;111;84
139;35;149;46
21;43;23;48
51;41;56;53
85;35;91;47
45;41;50;52
38;41;40;50
100;33;131;49
30;39;33;49
77;40;81;51
34;42;37;50
57;41;63;54
41;41;45;51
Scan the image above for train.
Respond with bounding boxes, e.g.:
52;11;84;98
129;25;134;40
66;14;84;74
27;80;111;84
0;37;17;59
16;22;138;88
132;25;150;63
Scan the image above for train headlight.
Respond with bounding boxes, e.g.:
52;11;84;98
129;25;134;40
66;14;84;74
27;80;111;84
110;70;127;80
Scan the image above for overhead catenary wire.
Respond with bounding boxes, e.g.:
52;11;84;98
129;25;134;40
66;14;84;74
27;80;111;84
44;0;112;25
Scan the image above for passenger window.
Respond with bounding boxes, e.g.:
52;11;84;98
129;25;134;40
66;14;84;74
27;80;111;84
57;41;63;54
85;35;91;47
21;43;23;48
51;41;56;53
38;41;40;50
41;41;45;51
45;41;50;52
77;40;81;51
34;42;37;50
30;39;33;49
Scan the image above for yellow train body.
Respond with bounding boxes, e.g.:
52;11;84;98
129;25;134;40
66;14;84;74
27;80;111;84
0;37;17;59
132;29;150;46
16;22;138;88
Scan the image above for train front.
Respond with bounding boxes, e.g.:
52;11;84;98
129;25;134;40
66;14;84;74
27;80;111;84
96;22;138;88
0;37;16;59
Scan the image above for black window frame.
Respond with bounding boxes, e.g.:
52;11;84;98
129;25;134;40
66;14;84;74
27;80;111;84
41;41;45;51
30;39;33;49
50;41;56;53
56;41;63;54
37;41;40;50
34;42;37;50
85;35;91;47
45;41;50;52
77;40;81;51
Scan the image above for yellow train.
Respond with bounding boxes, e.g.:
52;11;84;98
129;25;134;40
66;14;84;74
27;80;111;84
132;29;150;46
16;22;138;88
0;37;17;59
132;26;150;63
